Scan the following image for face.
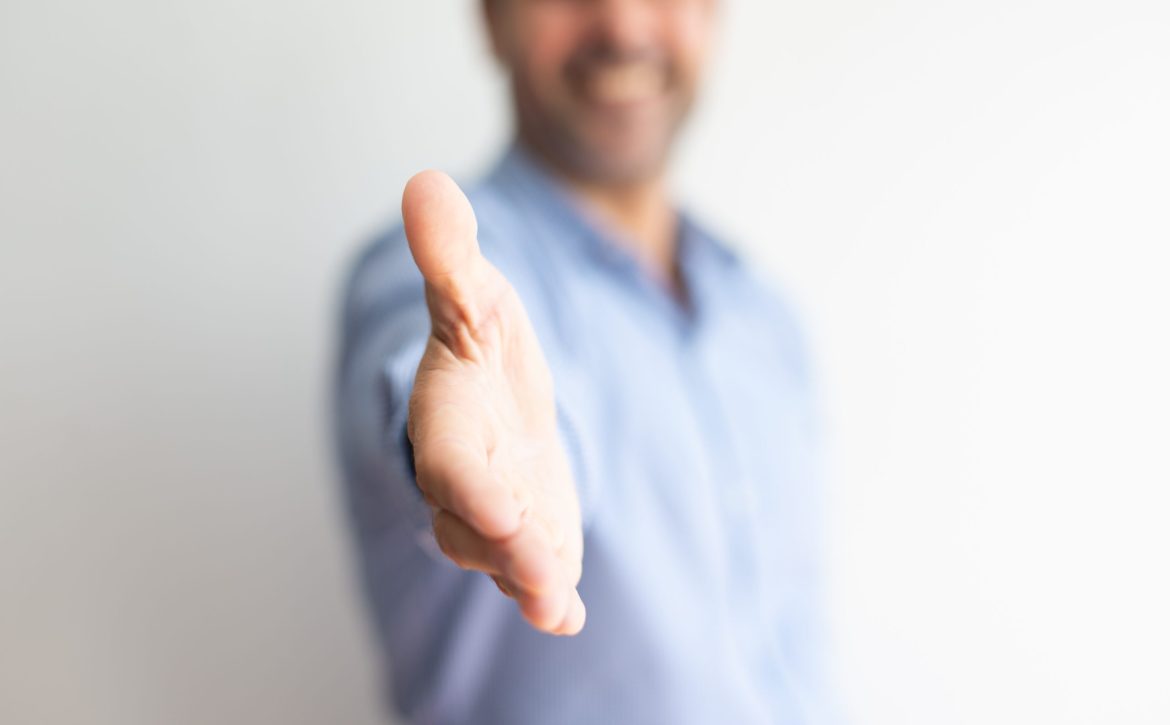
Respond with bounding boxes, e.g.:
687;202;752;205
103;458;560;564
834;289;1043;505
486;0;718;185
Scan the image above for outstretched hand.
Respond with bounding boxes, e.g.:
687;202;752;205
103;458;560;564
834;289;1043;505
402;170;586;636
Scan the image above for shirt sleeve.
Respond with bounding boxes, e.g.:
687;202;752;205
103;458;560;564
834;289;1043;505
334;230;437;551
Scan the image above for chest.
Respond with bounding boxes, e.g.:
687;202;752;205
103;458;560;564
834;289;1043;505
574;283;819;550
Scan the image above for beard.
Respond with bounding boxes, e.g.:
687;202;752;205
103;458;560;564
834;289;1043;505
510;41;696;185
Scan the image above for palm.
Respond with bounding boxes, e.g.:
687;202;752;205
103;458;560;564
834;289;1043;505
403;170;585;635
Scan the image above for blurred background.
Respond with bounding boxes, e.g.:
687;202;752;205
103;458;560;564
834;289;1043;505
2;0;1168;723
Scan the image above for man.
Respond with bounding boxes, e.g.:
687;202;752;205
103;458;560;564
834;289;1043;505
335;0;836;722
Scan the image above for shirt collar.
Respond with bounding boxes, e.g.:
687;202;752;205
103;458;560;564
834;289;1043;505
487;141;741;275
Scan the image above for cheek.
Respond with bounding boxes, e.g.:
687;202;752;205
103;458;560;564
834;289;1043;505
512;9;585;92
666;3;715;85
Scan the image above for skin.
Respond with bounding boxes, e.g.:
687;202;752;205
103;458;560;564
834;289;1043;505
487;0;717;283
403;0;719;635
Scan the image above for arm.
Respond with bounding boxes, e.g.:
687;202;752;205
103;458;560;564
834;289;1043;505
336;171;587;636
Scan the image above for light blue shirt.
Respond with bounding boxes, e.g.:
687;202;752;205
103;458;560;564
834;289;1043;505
334;145;837;724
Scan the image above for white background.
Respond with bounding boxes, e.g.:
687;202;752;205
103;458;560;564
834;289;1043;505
2;1;1168;723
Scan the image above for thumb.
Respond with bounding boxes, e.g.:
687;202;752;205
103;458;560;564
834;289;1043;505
402;170;485;305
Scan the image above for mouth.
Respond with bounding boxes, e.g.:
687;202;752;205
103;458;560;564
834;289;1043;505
572;60;667;108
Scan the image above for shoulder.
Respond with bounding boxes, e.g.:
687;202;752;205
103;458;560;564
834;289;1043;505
338;222;420;331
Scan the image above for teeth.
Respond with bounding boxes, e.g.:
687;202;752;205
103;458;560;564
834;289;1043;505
586;63;662;104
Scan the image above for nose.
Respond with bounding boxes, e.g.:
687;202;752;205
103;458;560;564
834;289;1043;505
594;0;658;54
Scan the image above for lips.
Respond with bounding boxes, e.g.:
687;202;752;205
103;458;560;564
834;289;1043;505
576;61;666;106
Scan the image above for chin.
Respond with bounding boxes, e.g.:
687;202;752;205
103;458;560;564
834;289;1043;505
568;131;673;184
584;155;665;185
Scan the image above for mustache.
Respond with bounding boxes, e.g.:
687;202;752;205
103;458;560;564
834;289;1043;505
563;42;670;78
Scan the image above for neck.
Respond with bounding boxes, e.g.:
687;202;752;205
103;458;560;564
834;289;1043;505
520;142;680;290
574;178;677;278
